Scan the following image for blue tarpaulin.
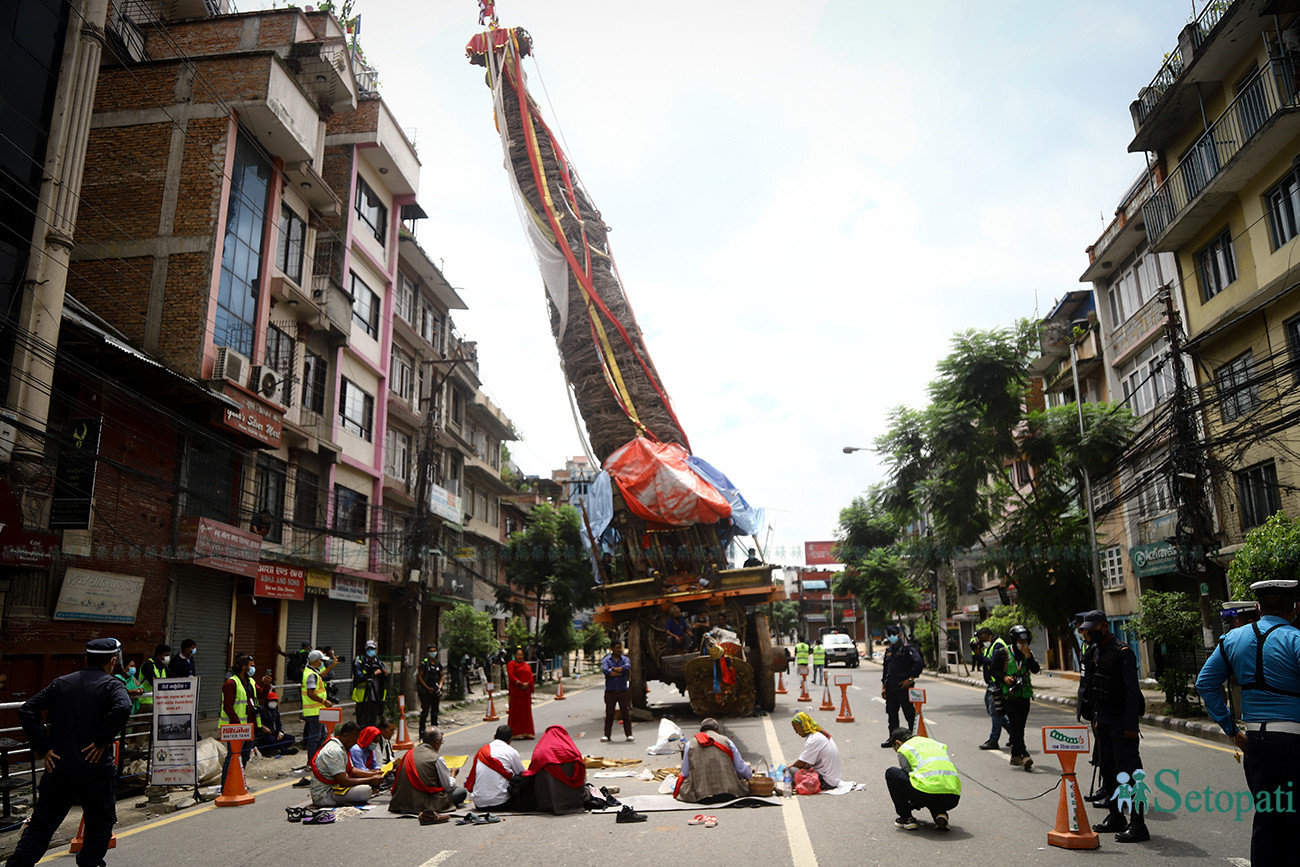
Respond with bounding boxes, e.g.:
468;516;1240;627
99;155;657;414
686;456;765;537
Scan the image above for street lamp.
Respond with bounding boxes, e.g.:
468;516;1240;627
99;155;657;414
842;446;868;454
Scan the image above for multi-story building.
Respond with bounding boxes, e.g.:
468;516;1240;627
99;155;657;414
1127;0;1300;575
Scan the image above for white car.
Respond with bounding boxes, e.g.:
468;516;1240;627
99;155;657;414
821;633;860;667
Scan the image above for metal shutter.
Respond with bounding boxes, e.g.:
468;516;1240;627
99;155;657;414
170;567;234;720
286;599;314;648
315;598;355;663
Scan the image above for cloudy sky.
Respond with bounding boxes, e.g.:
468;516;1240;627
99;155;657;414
258;0;1199;565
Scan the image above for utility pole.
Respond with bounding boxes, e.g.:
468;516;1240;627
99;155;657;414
1163;287;1219;648
1068;338;1106;611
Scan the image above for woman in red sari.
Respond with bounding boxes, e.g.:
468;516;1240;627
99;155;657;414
506;648;536;738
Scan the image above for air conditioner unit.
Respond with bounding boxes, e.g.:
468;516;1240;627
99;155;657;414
213;347;250;385
251;366;287;405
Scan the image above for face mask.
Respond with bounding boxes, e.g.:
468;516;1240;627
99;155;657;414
887;635;900;645
162;655;172;666
127;667;137;677
366;649;376;658
248;666;257;676
268;701;278;709
982;641;991;649
190;649;197;657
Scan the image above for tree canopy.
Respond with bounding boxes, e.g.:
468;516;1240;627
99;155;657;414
499;502;598;653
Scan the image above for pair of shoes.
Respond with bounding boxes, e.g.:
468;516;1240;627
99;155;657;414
1115;823;1150;843
292;777;312;788
616;805;648;823
281;747;299;755
600;786;622;806
933;812;950;832
600;736;610;743
1086;792;1109;806
895;814;919;830
880;740;894;749
978;740;999;750
1092;813;1127;833
418;810;450;825
1009;755;1025;767
687;814;718;827
285;806;308;823
1022;757;1034;771
625;735;635;743
302;810;335;825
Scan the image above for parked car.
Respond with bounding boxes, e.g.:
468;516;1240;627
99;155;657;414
821;633;859;667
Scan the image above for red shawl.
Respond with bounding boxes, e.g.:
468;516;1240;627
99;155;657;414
357;726;381;749
522;724;585;788
308;737;353;786
464;743;511;791
400;747;445;794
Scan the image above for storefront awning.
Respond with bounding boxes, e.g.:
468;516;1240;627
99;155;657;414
801;580;828;591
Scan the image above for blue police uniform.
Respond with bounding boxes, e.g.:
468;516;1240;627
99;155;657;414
9;640;132;867
1197;600;1300;867
880;633;923;747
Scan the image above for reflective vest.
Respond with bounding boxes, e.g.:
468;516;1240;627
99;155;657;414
221;674;257;725
795;643;810;665
899;736;961;796
812;644;827;665
302;666;325;717
1001;649;1033;699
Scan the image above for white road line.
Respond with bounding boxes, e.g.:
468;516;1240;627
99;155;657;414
417;851;457;867
761;714;819;867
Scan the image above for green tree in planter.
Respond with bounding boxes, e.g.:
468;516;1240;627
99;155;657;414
442;603;497;700
1131;590;1201;714
1226;512;1300;602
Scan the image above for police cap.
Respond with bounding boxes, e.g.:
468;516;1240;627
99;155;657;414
886;624;901;635
86;638;122;656
1077;610;1107;630
1249;579;1298;594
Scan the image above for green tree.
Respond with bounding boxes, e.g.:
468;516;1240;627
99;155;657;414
504;616;530;652
1226;512;1300;600
441;603;496;700
499;503;597;654
975;604;1041;642
832;548;921;631
1130;590;1202;713
580;622;610;656
770;600;800;640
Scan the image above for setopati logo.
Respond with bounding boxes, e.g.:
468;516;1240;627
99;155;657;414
1110;769;1296;822
1049;730;1085;746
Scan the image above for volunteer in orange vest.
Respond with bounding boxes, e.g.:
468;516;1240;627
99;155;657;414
389;727;468;816
467;724;526;810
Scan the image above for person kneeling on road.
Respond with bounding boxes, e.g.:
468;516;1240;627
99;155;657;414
790;711;842;792
391;727;469;815
309;721;384;807
887;728;961;831
675;718;752;803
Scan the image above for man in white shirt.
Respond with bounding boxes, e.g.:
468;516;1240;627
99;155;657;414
790;711;842;791
309;721;383;807
466;724;527;810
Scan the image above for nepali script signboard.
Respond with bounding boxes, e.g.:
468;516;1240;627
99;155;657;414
1041;725;1091;754
150;677;198;786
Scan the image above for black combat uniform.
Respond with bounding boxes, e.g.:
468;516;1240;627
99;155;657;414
9;639;132;867
1080;621;1147;842
880;635;924;747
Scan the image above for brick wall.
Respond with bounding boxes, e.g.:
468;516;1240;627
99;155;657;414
325;98;379;136
158;251;215;379
77;123;170;242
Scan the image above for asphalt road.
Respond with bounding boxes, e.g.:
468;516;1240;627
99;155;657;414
29;670;1254;866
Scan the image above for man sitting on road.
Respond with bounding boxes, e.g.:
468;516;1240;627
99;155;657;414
390;727;468;816
886;727;961;831
467;724;527;810
309;721;383;807
790;711;842;792
675;718;752;803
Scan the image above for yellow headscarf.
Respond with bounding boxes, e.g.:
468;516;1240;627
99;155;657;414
792;711;824;737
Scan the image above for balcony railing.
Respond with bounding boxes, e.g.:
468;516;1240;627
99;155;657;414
1134;0;1232;125
1143;57;1299;240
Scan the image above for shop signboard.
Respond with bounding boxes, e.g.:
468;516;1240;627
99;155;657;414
49;417;101;529
53;568;145;623
428;483;462;523
329;574;370;603
804;541;840;566
177;516;261;578
1131;541;1178;578
255;562;306;600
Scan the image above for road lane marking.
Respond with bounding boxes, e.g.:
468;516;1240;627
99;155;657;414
761;714;818;867
417;851;457;867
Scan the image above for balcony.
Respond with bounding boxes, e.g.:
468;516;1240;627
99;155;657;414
1143;58;1300;251
311;273;354;346
1132;0;1231;129
1081;169;1160;284
1106;292;1170;366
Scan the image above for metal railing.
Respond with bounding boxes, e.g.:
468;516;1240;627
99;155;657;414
1143;57;1299;240
1134;0;1233;125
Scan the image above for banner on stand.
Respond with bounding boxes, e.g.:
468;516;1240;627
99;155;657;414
149;677;198;786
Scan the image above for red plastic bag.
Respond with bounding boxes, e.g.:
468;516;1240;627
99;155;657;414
794;769;821;796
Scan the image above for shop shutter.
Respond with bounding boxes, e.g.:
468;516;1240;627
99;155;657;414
286;598;314;649
170;568;234;720
315;598;355;664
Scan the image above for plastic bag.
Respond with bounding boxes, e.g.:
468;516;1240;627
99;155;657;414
658;773;678;794
646;718;683;755
794;768;821;796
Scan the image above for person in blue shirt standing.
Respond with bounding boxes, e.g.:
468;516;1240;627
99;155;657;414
601;640;634;743
1197;579;1300;867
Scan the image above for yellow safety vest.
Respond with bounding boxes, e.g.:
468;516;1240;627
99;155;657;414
812;645;827;665
899;736;961;796
221;675;257;726
302;666;325;717
795;643;810;665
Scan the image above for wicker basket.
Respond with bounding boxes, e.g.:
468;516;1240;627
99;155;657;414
748;759;775;797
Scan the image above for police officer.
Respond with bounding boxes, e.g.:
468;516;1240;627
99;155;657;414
970;625;1010;750
991;624;1039;770
8;638;132;867
1196;579;1300;867
880;624;923;748
1077;610;1148;842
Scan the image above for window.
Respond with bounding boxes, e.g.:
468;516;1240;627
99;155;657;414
1286;313;1300;383
1101;546;1124;590
420;304;439;349
332;484;369;542
1118;339;1173;417
294;467;320;527
1216;351;1261;423
1196;228;1236;302
1266;167;1300;250
450;389;463;425
216;133;272;357
254;453;287;543
396;275;416;324
339;378;375;440
264;325;294;401
1237;462;1280;530
351;272;379;338
277;205;306;285
1137;473;1172;518
185;438;241;524
390;346;413;402
386;428;411;481
301;349;327;414
354;176;387;245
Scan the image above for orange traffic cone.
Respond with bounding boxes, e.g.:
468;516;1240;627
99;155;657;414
819;680;835;711
1047;749;1099;849
483;685;500;722
797;673;812;703
215;739;255;807
775;671;787;695
912;702;929;737
835;682;855;723
556;675;566;700
394;695;413;751
69;815;116;853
